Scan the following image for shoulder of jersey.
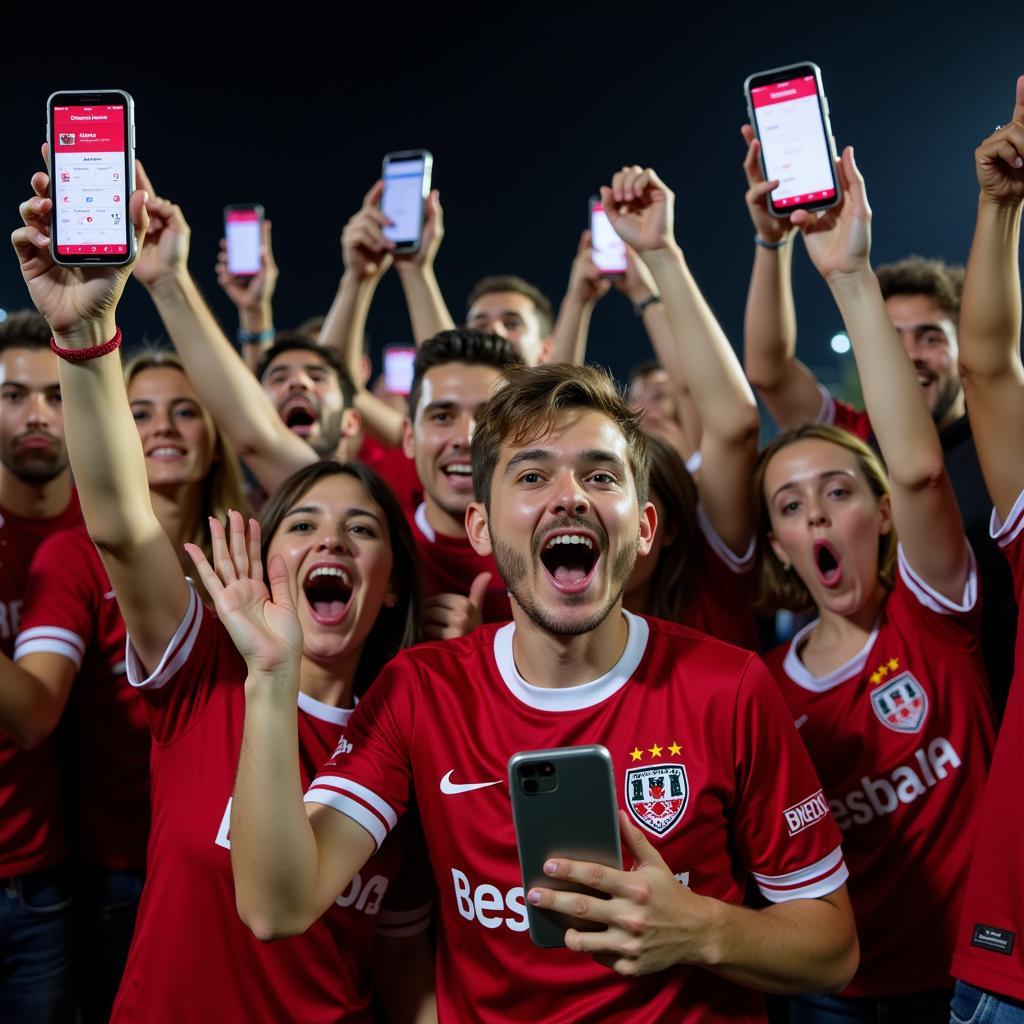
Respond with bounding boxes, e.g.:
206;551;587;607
35;521;96;560
643;613;760;661
401;622;506;664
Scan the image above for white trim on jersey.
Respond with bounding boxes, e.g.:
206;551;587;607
783;617;881;694
297;690;356;726
304;777;398;851
377;900;433;937
991;487;1024;548
696;503;755;574
897;543;978;616
816;383;836;426
414;502;435;543
752;845;849;903
125;583;202;691
14;625;86;668
493;610;650;712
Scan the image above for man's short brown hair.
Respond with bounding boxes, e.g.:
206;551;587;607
0;310;51;354
471;363;650;510
876;257;965;325
466;275;554;335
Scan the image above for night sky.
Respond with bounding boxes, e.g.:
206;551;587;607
3;7;1023;406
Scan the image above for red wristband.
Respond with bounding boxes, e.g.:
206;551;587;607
50;328;123;362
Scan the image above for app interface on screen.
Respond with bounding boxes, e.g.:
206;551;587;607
52;105;128;254
226;211;262;275
751;76;836;208
384;347;416;394
591;202;627;273
382;159;425;243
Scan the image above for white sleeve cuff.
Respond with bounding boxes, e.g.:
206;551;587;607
991;488;1024;548
377;900;433;938
125;582;203;691
753;846;849;903
304;775;398;853
14;626;86;669
897;543;978;615
697;503;755;574
816;383;836;426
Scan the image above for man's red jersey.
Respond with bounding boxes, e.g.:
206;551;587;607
0;494;81;877
306;613;847;1023
15;525;150;869
411;502;512;622
764;547;995;996
357;435;422;516
953;491;1024;1000
817;386;873;442
111;586;431;1024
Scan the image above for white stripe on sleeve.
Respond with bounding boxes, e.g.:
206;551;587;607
125;584;202;691
753;846;849;903
15;626;86;668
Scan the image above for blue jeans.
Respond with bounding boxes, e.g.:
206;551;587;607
74;865;144;1023
951;981;1024;1023
789;988;952;1023
0;863;75;1023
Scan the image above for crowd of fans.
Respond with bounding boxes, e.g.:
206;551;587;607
2;76;1024;1024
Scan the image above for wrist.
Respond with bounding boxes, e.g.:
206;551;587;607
240;303;273;334
633;294;661;317
639;243;685;273
146;267;193;304
394;258;431;279
244;667;301;700
688;894;727;969
52;316;118;349
754;233;792;251
826;266;878;300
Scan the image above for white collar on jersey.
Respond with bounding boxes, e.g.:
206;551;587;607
782;618;881;693
297;690;357;725
492;610;650;712
414;502;434;543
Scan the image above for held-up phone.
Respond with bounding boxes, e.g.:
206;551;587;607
509;745;622;948
381;150;433;254
47;90;136;266
383;345;416;395
224;205;265;277
590;196;627;277
744;62;840;217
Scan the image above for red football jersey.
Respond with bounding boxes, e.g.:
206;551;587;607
306;613;847;1023
111;586;431;1024
0;494;81;877
817;386;873;443
764;547;996;996
411;502;512;623
15;525;150;870
953;491;1024;1000
357;435;422;516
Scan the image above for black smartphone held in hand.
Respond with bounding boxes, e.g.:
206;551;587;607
224;205;265;277
46;90;136;266
509;744;622;948
381;150;433;254
590;195;627;277
744;62;840;218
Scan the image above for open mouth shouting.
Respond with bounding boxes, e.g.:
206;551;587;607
813;539;843;589
302;562;354;626
280;395;319;438
538;527;602;594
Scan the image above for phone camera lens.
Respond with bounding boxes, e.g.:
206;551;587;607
523;779;539;794
520;764;536;777
539;762;554;777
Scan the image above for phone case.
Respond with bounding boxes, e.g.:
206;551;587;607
508;745;622;948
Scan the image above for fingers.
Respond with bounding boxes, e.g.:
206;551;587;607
266;553;296;614
741;135;764;185
247;518;264;584
363;179;385;208
740;123;755;146
129;189;150;248
618;810;661;870
11;222;52;264
538;853;648;902
31;171;49;200
183;542;225;601
135;159;156;197
526;883;616;925
840;145;871;217
1012;72;1024;127
209;516;238;584
577;229;591;255
228;509;251;577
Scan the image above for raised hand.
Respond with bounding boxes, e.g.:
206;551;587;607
421;571;492;641
614;246;657;305
11;144;148;342
133;161;191;288
341;181;395;281
791;147;871;283
567;230;611;305
394;189;444;271
600;166;675;256
975;74;1024;206
740;125;795;245
184;511;303;678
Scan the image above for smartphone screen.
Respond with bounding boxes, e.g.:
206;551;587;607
383;346;416;395
225;207;263;276
51;102;130;257
749;72;837;211
382;155;428;248
591;199;627;276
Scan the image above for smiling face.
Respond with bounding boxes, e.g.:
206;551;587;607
468;408;655;636
466;291;550;367
267;473;395;665
261;348;345;457
0;347;68;485
128;366;217;489
763;437;892;617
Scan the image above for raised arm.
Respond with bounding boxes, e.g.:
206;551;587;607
12;160;188;673
740;127;824;427
958;77;1024;521
602;166;760;554
548;230;610;365
131;165;314;494
797;147;968;600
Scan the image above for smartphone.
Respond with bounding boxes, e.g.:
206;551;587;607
590;196;627;277
47;90;136;266
508;745;622;948
744;62;840;217
224;204;265;277
381;150;433;253
383;345;416;395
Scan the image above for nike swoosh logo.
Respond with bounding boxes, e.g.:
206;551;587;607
794;714;809;730
104;590;116;600
440;770;502;795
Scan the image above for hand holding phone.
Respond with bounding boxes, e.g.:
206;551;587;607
740;125;795;246
590;197;627;277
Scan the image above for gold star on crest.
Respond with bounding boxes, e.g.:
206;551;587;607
648;743;663;758
630;747;643;762
870;671;883;685
888;658;899;672
668;742;682;756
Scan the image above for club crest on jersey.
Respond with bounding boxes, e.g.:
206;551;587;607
626;764;688;836
870;671;929;733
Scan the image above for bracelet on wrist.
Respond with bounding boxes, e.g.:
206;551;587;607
50;328;123;362
633;294;662;317
754;234;790;250
237;327;275;346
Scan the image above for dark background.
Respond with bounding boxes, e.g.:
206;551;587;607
2;7;1023;406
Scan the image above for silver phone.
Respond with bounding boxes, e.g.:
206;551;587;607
508;744;622;948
